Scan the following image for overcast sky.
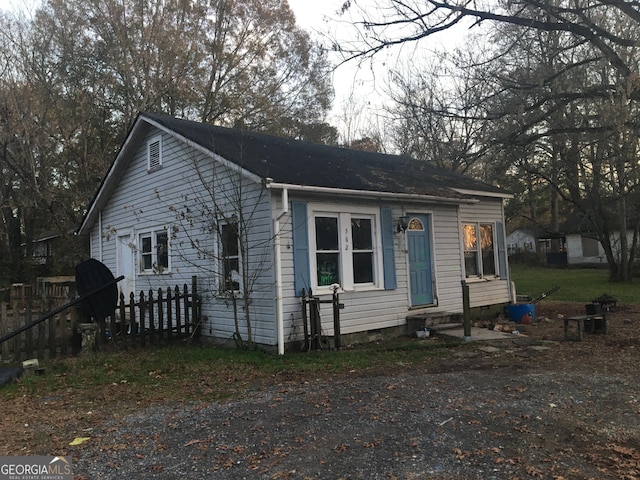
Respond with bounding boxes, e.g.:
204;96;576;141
287;0;406;137
287;0;464;139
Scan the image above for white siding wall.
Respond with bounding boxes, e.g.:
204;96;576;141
430;204;466;312
89;127;277;346
565;234;599;264
459;197;511;307
276;196;469;340
88;125;511;347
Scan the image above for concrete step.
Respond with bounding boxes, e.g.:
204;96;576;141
428;322;464;332
407;312;460;324
406;312;461;336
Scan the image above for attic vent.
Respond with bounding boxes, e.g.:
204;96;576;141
147;136;162;171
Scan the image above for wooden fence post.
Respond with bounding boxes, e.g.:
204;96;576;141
47;297;56;358
0;303;7;361
109;304;117;344
148;289;155;345
174;286;181;336
191;276;198;337
183;284;189;335
166;288;173;340
128;292;136;338
24;295;34;359
139;291;146;346
118;292;126;340
301;289;309;351
37;297;46;360
11;301;20;362
157;288;164;341
64;306;76;356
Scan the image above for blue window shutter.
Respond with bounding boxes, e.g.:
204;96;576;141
496;221;508;278
380;207;397;289
291;201;310;296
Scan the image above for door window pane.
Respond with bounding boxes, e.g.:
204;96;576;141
315;217;340;286
141;236;152;271
353;252;373;283
352;218;373;284
463;224;478;277
480;224;495;276
408;218;424;231
315;217;339;250
221;223;240;291
351;218;372;249
317;253;340;286
156;231;169;269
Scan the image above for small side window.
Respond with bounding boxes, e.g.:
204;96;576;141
462;222;496;278
138;228;170;274
147;135;162;171
221;222;241;291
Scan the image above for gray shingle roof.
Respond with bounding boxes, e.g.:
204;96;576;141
142;112;506;197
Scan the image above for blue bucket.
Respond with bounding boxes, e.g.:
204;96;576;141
506;303;535;323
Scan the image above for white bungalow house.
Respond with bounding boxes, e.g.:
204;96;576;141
506;228;536;255
78;112;513;352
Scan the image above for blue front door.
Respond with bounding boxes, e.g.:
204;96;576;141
407;214;434;306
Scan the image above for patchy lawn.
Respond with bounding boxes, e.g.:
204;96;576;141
1;300;639;479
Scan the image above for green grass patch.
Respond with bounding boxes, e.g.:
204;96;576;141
510;264;636;303
13;265;632;400
1;340;458;401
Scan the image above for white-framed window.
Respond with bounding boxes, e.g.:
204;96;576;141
138;228;170;274
220;221;241;292
462;223;496;278
147;135;162;172
310;208;382;291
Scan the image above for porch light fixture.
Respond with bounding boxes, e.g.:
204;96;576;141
397;215;410;233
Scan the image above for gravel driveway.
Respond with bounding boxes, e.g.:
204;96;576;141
73;364;640;479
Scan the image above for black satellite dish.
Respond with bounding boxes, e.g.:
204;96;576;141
75;258;119;320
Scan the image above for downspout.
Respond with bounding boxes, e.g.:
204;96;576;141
501;202;515;304
98;211;103;262
274;187;288;355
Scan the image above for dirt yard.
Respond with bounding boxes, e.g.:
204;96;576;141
2;301;639;479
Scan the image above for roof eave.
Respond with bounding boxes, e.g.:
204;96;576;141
452;187;513;199
78;114;264;236
265;181;478;205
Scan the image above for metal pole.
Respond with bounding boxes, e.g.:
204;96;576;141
462;280;472;341
301;289;309;351
332;289;341;351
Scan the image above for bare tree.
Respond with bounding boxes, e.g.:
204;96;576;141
341;0;640;281
387;49;495;178
484;9;640;280
338;0;639;81
165;146;273;349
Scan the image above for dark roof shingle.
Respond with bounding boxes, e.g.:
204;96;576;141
143;112;506;197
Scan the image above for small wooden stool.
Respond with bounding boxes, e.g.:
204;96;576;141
564;316;585;341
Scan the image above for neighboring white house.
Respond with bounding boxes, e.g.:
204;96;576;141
506;228;536;255
78;112;513;352
564;233;605;264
